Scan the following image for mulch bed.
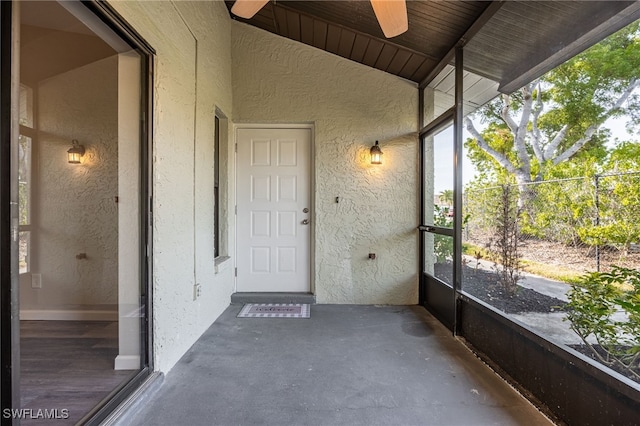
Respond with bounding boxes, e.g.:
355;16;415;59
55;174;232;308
436;263;640;384
435;263;567;314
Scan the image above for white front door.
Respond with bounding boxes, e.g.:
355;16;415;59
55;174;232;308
236;127;311;292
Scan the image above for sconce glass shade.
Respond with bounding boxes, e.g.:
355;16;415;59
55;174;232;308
370;140;383;165
67;139;85;164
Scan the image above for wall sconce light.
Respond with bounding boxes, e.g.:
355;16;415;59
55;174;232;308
67;139;85;164
370;140;383;165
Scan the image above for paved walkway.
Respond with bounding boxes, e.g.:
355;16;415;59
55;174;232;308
463;255;583;344
122;305;552;426
462;256;629;345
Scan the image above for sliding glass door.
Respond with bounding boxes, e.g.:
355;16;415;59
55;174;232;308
2;1;153;423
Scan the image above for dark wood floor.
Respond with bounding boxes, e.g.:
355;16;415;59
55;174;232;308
20;321;136;425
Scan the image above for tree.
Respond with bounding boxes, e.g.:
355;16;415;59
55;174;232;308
438;189;453;206
465;22;640;187
577;142;640;255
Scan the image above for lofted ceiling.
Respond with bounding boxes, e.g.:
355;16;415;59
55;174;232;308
20;1;118;86
225;1;640;93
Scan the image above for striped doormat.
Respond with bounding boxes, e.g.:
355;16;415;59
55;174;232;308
237;303;310;318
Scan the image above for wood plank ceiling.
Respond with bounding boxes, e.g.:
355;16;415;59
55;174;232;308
225;0;489;84
225;1;640;92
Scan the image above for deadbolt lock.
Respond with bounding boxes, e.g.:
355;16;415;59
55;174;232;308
303;208;309;213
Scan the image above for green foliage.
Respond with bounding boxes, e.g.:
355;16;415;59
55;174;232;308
481;144;640;252
546;22;640;131
433;205;453;263
518;177;595;246
565;266;640;380
464;123;517;185
433;204;470;263
578;223;640;252
579;144;640;252
608;141;640;170
466;22;640;184
438;189;454;206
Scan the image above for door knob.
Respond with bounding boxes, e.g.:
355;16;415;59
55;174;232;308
302;219;309;225
303;208;309;213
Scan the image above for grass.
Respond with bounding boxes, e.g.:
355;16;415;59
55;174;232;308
462;242;583;284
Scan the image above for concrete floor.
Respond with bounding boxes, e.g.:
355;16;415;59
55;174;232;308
125;305;553;426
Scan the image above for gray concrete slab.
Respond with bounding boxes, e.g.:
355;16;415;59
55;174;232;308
518;275;569;302
507;312;585;345
123;305;552;426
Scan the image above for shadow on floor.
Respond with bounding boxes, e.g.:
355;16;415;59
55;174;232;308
127;305;552;426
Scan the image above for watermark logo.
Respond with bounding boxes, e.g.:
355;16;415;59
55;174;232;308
2;408;69;420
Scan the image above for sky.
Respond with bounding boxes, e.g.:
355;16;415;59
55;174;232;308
431;124;479;194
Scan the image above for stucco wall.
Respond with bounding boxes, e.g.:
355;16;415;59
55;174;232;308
21;56;119;309
109;0;234;372
232;22;419;304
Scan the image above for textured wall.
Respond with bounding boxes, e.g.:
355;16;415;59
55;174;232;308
23;56;119;308
110;0;234;372
232;22;419;304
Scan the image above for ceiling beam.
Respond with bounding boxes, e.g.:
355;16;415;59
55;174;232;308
418;1;504;90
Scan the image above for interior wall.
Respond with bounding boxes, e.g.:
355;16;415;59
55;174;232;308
108;0;234;373
232;22;419;304
20;55;119;311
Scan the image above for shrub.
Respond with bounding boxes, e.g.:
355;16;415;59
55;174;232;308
488;184;522;295
565;266;640;380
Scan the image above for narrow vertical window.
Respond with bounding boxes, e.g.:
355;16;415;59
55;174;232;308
214;115;220;258
18;84;34;274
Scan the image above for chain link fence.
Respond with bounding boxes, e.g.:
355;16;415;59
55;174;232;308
463;172;640;275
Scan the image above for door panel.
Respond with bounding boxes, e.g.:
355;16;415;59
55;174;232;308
237;128;311;292
421;119;456;329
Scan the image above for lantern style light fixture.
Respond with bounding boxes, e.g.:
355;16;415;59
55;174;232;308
370;140;383;165
67;139;85;164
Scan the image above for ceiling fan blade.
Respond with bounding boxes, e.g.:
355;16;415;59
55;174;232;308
231;0;270;19
370;0;408;38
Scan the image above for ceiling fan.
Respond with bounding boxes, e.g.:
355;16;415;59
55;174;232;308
230;0;408;38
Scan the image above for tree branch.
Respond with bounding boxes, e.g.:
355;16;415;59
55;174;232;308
530;82;546;164
552;126;597;164
514;84;533;175
607;78;640;117
544;124;569;160
465;118;518;175
551;78;640;164
500;94;519;135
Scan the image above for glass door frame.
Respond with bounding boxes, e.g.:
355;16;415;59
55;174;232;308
1;2;20;422
1;1;156;424
418;48;464;333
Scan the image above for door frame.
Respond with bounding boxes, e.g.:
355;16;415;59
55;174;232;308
1;1;19;419
418;112;457;330
233;123;315;294
1;1;156;424
418;48;464;333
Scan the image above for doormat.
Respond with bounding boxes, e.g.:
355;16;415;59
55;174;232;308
237;303;310;318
